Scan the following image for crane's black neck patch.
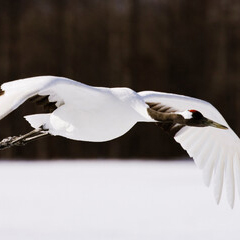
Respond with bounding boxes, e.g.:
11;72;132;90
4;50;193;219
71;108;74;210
191;111;203;120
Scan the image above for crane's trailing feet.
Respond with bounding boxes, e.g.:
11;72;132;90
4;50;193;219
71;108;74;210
0;136;26;149
0;128;49;150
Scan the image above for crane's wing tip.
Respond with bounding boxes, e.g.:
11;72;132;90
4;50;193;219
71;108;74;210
229;201;234;209
214;194;221;205
175;126;240;208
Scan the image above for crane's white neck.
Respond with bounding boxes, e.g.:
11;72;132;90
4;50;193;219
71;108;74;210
178;110;192;120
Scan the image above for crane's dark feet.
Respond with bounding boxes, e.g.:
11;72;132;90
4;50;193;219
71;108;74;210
0;136;26;150
0;128;49;150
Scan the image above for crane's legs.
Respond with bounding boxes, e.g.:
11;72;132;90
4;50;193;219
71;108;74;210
0;128;49;150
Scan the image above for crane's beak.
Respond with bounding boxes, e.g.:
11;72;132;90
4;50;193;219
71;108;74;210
206;119;228;129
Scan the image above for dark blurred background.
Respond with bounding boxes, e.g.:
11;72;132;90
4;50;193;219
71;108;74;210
0;0;239;159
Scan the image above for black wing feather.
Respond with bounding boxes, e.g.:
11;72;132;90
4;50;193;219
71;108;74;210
29;94;58;113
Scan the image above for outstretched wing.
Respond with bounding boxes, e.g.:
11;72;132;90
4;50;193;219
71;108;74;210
0;76;106;120
139;90;240;208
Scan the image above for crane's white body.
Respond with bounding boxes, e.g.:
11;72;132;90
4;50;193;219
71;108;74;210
1;76;151;142
0;76;240;208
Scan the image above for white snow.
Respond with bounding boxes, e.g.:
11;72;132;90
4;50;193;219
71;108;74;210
0;160;239;240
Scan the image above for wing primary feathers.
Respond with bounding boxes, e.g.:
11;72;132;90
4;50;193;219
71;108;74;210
186;130;209;163
195;139;213;169
213;148;225;204
202;142;218;187
225;151;235;208
177;129;201;155
234;152;240;199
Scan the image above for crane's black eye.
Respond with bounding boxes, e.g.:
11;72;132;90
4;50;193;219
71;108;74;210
191;111;203;120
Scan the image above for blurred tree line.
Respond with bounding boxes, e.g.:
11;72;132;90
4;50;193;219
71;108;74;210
0;0;239;159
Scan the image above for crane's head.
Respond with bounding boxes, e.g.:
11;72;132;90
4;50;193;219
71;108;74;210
180;109;228;129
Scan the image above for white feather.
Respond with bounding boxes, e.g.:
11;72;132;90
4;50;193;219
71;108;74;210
213;148;224;204
234;152;240;198
195;137;214;169
225;149;235;208
186;130;209;163
202;142;218;187
174;127;199;151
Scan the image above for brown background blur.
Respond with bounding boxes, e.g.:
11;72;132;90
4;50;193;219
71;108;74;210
0;0;239;159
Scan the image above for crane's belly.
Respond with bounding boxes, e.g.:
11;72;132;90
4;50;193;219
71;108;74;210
48;105;139;142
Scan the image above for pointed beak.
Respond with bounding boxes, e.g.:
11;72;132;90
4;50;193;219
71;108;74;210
206;119;228;130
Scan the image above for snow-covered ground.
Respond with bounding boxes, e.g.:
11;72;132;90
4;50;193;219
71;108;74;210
0;160;239;240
